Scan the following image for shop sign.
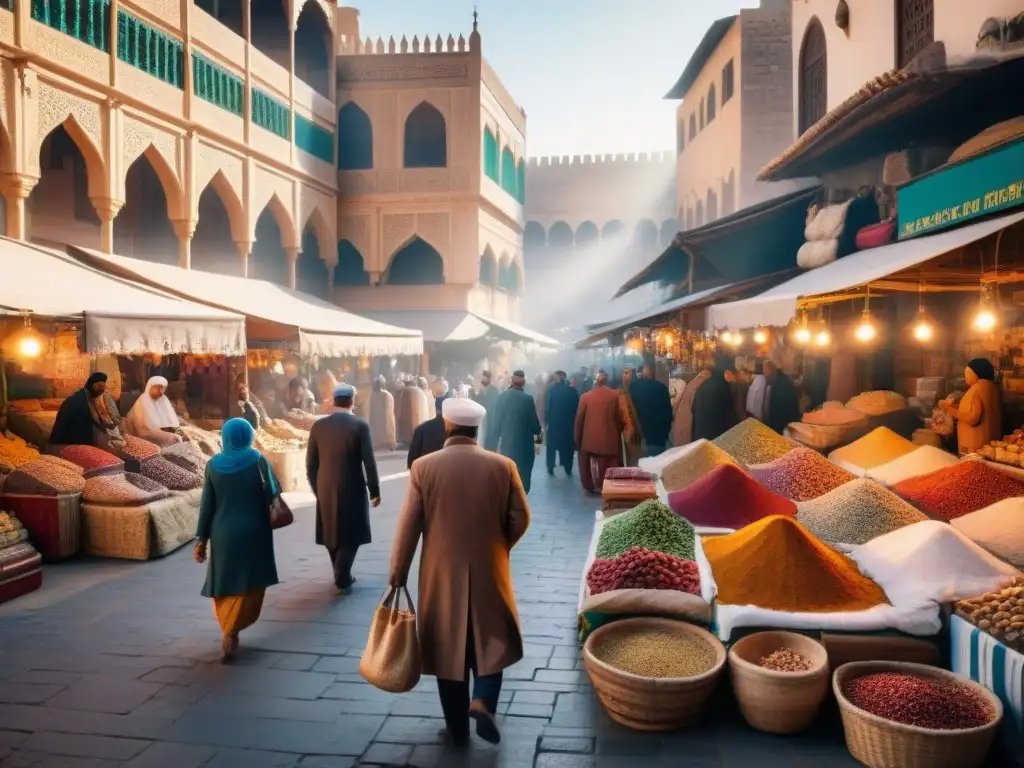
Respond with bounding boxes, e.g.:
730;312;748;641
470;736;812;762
897;137;1024;240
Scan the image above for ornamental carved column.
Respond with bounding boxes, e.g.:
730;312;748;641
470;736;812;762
285;246;300;289
0;174;38;241
235;240;253;277
92;198;125;254
172;219;197;269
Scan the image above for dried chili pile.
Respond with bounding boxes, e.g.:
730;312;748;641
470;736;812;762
893;460;1024;521
587;547;700;596
843;672;992;730
702;515;889;612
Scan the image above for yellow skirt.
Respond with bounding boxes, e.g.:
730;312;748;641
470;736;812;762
213;589;266;636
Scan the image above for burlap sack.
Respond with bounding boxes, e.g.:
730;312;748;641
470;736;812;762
359;586;422;693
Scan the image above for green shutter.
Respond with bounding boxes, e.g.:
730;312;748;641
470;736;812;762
517;160;526;204
295;114;333;163
190;53;243;115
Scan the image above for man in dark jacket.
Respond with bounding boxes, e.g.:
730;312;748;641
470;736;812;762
306;383;381;594
764;361;801;434
50;373;115;446
544;370;579;476
407;410;446;468
629;364;674;456
691;366;736;442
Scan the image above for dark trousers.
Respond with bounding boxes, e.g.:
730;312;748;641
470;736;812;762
643;442;666;458
327;546;358;588
436;625;503;743
546;443;574;474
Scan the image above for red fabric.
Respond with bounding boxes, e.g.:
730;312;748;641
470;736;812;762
575;386;624;456
667;463;796;528
855;219;896;250
580;451;621;493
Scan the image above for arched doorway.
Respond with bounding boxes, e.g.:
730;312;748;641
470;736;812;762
799;18;828;135
384;237;444;285
524;221;546;249
192;174;244;275
335;240;370;285
337;102;373;170
403;102;446;168
249;199;291;287
706;189;719;223
498;257;520;294
294;0;331;95
575;221;599;249
297;224;329;298
249;0;290;72
118;151;179;264
29;123;104;247
479;246;498;287
548;221;573;249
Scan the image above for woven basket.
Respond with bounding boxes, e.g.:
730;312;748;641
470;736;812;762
833;661;1003;768
81;504;151;561
583;617;726;732
729;631;830;734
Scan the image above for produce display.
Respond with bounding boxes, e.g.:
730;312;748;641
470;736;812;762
828;427;917;474
846;390;907;416
842;672;992;730
254;428;300;453
587;547;700;596
660;440;738;493
956;579;1024;652
951;498;1024;568
604;467;655;481
759;649;813;672
83;473;168;505
285;410;319;430
3;457;86;495
125;472;170;498
60;445;124;476
667;463;795;528
0;511;28;545
117;435;161;462
160;441;208;474
0;434;40;470
178;424;222;456
595;500;696;561
802;401;870;426
749;447;855;501
703;515;889;613
590;626;718;678
795;478;927;546
713;418;797;466
893;459;1024;521
265;419;310;444
138;456;202;491
976;428;1024;466
864;445;960;487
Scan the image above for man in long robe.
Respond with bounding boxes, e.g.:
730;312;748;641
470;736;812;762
407;406;446;468
389;398;529;748
418;376;436;420
630;364;674;457
672;367;711;446
617;368;643;466
764;360;801;434
306;384;381;594
368;376;396;451
692;366;736;441
51;373;118;447
486;371;542;494
575;371;624;493
396;379;425;446
544;370;579;476
532;374;549;434
473;371;500;439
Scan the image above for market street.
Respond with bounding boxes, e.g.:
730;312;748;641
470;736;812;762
0;459;860;768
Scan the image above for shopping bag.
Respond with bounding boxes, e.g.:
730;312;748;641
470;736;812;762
257;456;293;530
359;586;422;693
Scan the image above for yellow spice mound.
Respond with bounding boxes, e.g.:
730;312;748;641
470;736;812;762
661;440;738;492
828;427;916;472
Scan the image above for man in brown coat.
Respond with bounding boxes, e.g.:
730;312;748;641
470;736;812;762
389;397;530;748
575;371;624;493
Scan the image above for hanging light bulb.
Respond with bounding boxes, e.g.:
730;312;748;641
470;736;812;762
729;332;743;346
1;315;48;360
855;312;876;342
815;329;831;347
793;311;812;344
913;319;933;342
973;282;998;332
753;328;768;345
720;330;733;344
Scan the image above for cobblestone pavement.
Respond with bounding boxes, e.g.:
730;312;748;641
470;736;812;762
0;455;869;767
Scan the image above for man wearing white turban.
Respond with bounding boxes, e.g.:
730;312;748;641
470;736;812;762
124;376;183;446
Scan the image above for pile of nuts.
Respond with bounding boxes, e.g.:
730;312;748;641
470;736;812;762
595;500;696;561
139;456;202;491
714;418;798;466
61;445;124;476
587;547;700;596
118;435;161;462
160;441;207;474
254;429;300;453
593;627;718;678
843;672;992;730
265;420;310;444
5;457;86;495
956;579;1024;652
758;648;813;672
285;411;319;430
84;474;166;505
0;435;40;469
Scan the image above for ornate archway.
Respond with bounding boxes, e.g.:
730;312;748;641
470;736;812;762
249;195;294;286
403;102;447;168
192;174;244;275
384;236;444;285
576;221;599;249
335;240;370;285
294;0;332;95
338;102;373;170
479;246;498;287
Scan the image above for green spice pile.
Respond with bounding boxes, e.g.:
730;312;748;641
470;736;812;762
595;499;696;561
593;626;718;678
714;418;798;466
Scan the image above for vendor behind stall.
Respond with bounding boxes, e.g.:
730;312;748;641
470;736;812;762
124;376;183;446
284;377;317;414
50;372;127;450
941;358;1002;455
237;378;270;430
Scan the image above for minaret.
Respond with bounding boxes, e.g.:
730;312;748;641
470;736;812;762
470;6;481;51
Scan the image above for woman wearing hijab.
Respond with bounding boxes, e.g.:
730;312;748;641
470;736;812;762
124;376;182;446
941;358;1002;455
193;418;280;661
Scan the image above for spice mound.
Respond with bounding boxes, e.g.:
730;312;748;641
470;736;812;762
139;456;202;491
796;478;927;546
60;445;124;476
713;418;797;466
802;401;868;426
116;435;161;462
160;441;208;474
846;390;907;416
865;445;959;488
702;515;889;613
668;463;795;528
4;457;86;495
0;434;40;469
893;459;1024;521
605;467;655;481
956;578;1024;652
829;427;916;474
661;440;738;493
595;500;696;561
591;626;718;678
750;447;855;501
843;673;992;730
952;498;1024;569
758;649;813;672
83;473;167;505
587;547;701;596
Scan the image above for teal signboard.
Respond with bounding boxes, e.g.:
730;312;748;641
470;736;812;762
897;137;1024;240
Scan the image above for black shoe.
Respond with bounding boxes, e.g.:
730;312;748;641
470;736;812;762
565;468;573;477
547;467;555;476
469;701;501;744
438;727;470;749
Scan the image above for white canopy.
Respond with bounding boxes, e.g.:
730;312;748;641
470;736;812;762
0;238;245;355
359;309;559;348
707;211;1024;330
71;248;424;357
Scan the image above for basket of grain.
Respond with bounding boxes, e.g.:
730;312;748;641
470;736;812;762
833;661;1003;768
728;630;830;734
582;616;726;731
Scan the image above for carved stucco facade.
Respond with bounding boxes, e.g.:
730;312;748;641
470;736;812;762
0;1;338;287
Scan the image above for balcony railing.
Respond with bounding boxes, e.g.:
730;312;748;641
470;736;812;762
32;0;110;51
118;10;185;88
252;87;290;140
295;114;332;164
193;53;244;116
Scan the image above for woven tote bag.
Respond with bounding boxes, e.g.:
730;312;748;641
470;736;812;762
359;586;422;693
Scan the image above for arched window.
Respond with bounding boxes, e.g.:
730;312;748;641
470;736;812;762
707;84;717;124
500;147;516;197
634;220;658;250
548;221;574;248
575;221;599;249
385;237;444;284
707;189;718;223
699;98;705;130
337;102;373;170
335;240;370;285
688;114;697;140
524;221;546;248
479;247;498;286
403;102;447;168
297;227;329;299
897;0;934;67
294;0;331;96
498;259;520;294
799;18;828;135
722;170;736;216
660;219;676;247
516;159;526;204
601;220;625;240
483;127;499;182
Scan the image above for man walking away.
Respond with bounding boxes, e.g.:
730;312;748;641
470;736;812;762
473;370;500;438
407;404;446;468
575;371;624;493
692;364;737;442
389;398;530;748
486;371;543;493
368;376;397;451
617;367;643;466
545;370;579;476
306;383;381;594
630;364;674;457
764;360;801;434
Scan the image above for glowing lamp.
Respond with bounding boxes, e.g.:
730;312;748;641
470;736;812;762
720;331;733;344
814;330;831;347
973;310;996;332
2;320;48;360
728;333;743;346
18;337;41;357
753;329;767;345
913;321;933;342
794;327;811;344
855;315;876;342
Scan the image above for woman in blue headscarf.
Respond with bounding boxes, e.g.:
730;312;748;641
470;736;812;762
193;418;280;661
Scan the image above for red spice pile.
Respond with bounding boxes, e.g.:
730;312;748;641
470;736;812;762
843;672;992;730
893;460;1024;521
667;464;796;528
587;547;700;595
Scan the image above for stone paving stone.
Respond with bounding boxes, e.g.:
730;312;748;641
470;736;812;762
17;731;152;760
539;736;594;754
0;753;123;767
359;742;414;765
175;665;336;700
122;741;218;767
536;754;597;768
189;691;348;723
0;682;65;704
203;748;303;767
300;757;358;768
46;675;165;714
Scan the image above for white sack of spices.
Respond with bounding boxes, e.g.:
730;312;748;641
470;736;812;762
866;445;961;488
